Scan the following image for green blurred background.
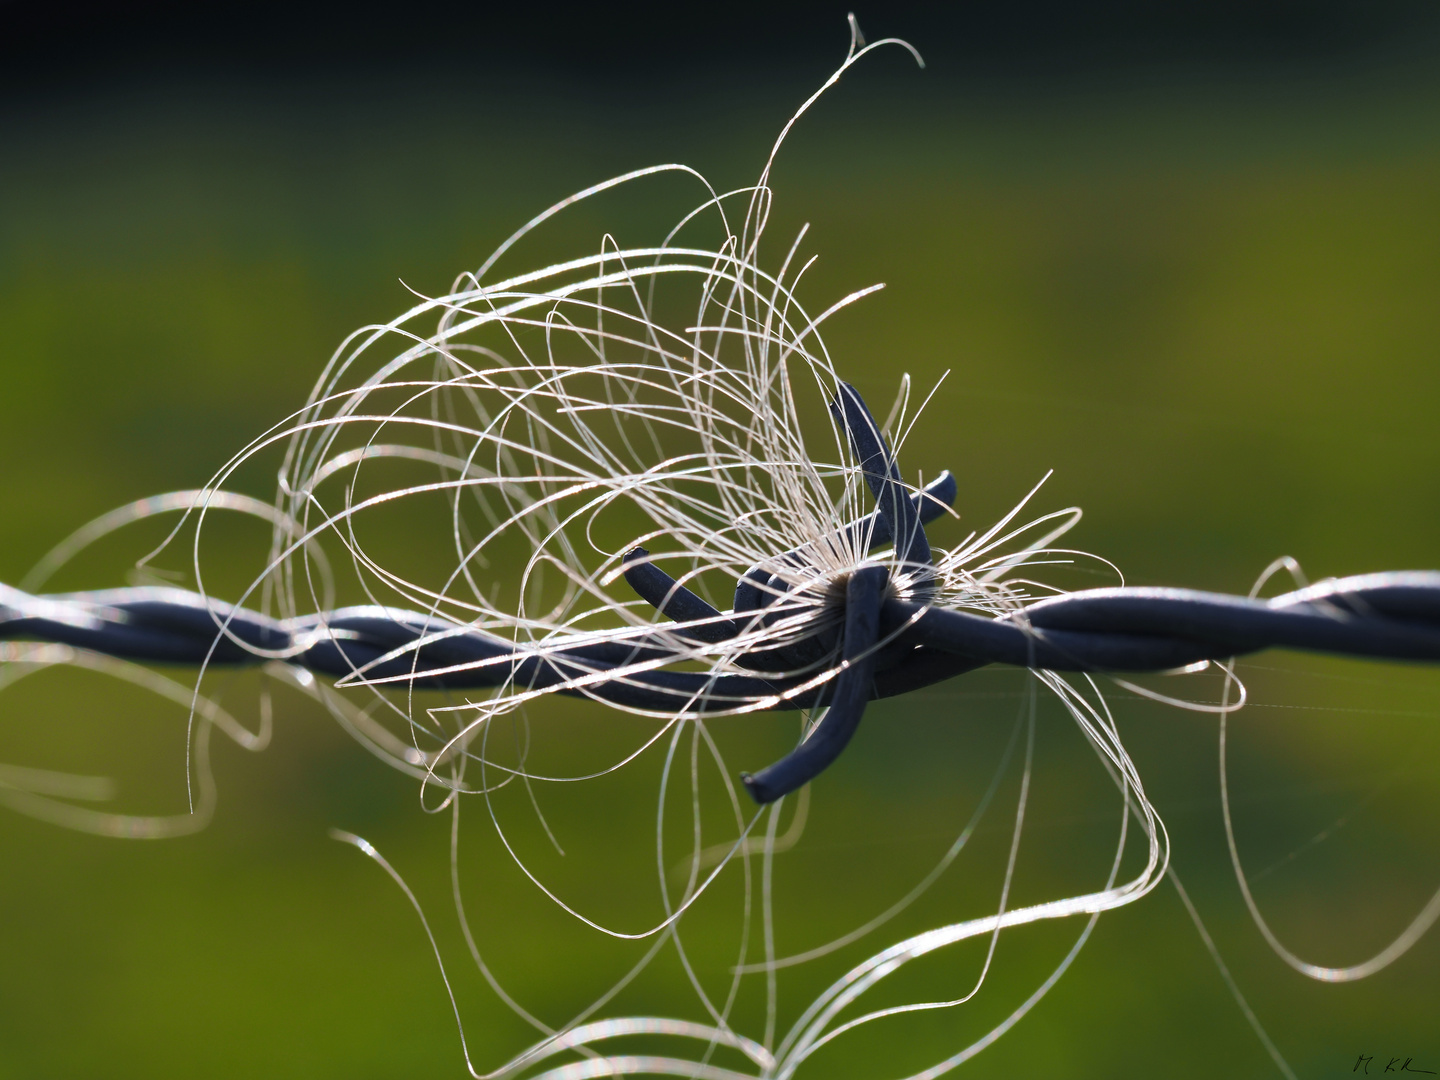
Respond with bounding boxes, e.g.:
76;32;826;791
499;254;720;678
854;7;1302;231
2;4;1439;1077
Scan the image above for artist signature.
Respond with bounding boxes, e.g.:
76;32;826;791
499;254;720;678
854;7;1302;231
1355;1056;1436;1075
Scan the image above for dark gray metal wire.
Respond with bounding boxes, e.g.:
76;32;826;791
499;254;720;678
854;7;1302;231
4;382;1438;802
6;571;1438;692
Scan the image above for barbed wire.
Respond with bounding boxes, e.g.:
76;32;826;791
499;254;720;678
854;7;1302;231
8;381;1440;810
4;383;1439;806
5;565;1438;787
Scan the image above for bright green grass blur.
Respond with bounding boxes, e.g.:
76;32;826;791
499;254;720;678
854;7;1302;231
1;63;1438;1078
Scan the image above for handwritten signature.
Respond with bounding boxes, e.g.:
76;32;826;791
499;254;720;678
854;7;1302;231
1355;1056;1436;1075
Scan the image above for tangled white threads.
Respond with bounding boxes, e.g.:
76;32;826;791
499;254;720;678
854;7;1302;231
0;22;1177;1077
